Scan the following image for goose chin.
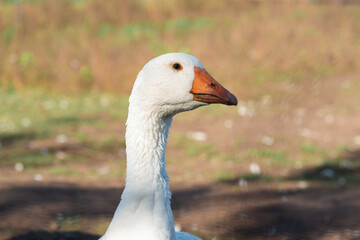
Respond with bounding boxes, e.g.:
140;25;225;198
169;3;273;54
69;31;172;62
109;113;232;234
193;93;237;106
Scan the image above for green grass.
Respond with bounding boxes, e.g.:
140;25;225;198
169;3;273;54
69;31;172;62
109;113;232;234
248;148;291;166
0;90;129;167
118;18;214;44
0;90;129;135
47;167;81;177
57;215;82;229
239;173;277;182
298;159;360;183
172;134;220;160
186;142;218;159
215;170;233;181
1;152;56;167
97;136;126;151
300;141;329;159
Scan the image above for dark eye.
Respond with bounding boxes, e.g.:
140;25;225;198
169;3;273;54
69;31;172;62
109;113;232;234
172;63;183;71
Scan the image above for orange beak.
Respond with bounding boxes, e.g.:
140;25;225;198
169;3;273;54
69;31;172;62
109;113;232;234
190;67;238;106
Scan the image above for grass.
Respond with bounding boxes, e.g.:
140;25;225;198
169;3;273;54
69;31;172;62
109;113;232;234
2;152;57;167
297;156;360;184
1;1;360;96
239;173;276;182
0;90;129;168
215;170;233;181
47;167;81;177
0;1;358;181
248;148;291;166
186;142;218;159
172;134;221;160
57;215;82;230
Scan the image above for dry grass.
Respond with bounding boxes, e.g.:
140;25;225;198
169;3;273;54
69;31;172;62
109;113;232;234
1;0;360;97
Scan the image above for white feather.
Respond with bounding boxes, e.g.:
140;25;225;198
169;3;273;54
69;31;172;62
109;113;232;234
101;53;206;240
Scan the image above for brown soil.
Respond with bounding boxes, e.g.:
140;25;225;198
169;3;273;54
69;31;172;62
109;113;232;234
1;179;360;240
1;73;360;240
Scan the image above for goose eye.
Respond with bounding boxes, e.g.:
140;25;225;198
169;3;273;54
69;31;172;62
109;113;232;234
172;63;183;71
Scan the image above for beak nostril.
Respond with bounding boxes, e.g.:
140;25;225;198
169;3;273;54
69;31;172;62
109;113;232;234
210;82;216;88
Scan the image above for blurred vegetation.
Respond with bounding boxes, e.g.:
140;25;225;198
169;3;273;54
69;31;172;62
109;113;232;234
1;0;360;95
0;90;128;169
1;1;360;239
0;0;359;178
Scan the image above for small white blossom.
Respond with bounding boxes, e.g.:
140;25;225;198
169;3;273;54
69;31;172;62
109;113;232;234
353;136;360;146
297;181;308;189
97;166;110;175
237;102;255;117
21;118;31;128
14;162;24;172
187;131;207;141
249;163;261;175
34;174;44;181
237;101;256;117
238;178;248;187
261;136;274;146
56;134;68;144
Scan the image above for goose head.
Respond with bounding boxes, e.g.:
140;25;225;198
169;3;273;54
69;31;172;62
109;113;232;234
129;53;237;117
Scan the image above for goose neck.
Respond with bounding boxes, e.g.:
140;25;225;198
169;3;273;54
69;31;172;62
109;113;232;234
124;106;173;190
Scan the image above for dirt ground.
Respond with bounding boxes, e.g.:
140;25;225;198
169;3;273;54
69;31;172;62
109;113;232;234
1;179;360;240
1;71;360;240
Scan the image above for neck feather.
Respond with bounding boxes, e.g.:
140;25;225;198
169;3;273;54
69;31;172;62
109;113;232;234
124;103;173;194
103;104;176;240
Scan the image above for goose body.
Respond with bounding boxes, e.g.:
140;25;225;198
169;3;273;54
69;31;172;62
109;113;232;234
100;53;237;240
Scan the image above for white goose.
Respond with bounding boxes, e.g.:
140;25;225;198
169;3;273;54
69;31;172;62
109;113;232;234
100;53;237;240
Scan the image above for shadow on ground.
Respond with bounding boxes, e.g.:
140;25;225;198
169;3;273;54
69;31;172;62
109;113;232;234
0;132;36;147
291;149;360;185
7;231;100;240
2;179;360;240
2;149;360;240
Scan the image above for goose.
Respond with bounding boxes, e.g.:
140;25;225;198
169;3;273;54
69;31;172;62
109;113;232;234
100;53;237;240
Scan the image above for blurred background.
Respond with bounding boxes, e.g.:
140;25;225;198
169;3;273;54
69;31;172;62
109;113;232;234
1;0;360;239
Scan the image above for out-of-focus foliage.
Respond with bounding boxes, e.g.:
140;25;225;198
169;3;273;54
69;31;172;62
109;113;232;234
1;0;360;95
